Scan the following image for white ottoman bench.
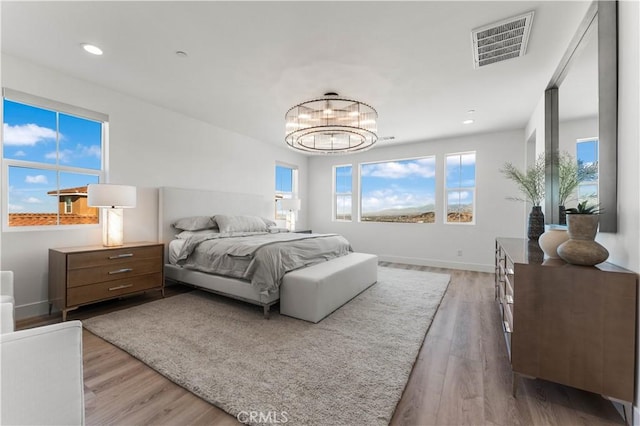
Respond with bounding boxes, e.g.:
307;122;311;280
280;252;378;323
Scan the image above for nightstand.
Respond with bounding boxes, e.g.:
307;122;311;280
294;229;312;234
49;242;164;320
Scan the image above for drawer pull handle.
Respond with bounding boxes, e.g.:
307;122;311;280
109;253;134;259
503;321;512;333
108;284;133;291
108;268;133;275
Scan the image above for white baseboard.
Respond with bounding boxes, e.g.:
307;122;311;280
15;300;51;321
378;255;494;273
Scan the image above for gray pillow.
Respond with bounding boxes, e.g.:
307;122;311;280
261;217;277;227
175;229;219;239
172;216;216;231
215;215;269;233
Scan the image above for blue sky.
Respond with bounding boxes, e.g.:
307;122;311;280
576;139;598;201
275;165;293;194
361;157;437;213
3;99;102;213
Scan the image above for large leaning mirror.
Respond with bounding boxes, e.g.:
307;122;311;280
544;0;617;232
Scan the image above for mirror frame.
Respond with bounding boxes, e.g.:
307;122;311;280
544;0;617;232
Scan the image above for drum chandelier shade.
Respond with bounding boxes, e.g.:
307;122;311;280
285;93;378;154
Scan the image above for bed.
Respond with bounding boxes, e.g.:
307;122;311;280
159;187;357;318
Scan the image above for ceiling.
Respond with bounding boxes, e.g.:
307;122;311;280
1;1;592;152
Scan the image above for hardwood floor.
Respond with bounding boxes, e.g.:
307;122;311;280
18;264;625;425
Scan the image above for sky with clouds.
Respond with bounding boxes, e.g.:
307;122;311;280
361;157;437;214
4;99;102;213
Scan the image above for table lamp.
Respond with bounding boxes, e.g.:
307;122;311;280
87;184;137;247
281;198;301;231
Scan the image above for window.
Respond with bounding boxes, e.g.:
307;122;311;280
445;152;476;224
64;198;73;214
333;165;352;221
275;164;297;220
2;89;106;229
576;138;599;204
360;157;436;223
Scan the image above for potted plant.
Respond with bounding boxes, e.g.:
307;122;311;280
500;153;545;240
557;201;609;265
557;152;598;224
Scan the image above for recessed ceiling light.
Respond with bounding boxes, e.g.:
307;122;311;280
463;119;474;125
467;109;476;114
175;50;188;58
81;43;103;55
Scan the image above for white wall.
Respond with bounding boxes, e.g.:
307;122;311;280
307;129;526;272
595;1;640;419
0;54;308;319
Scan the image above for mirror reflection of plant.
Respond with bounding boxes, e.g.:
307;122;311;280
500;153;545;206
558;151;598;206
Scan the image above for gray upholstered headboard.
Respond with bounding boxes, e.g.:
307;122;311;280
158;187;272;256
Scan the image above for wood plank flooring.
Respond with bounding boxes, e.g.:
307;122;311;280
18;264;625;425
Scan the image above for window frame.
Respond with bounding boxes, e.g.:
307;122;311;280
274;162;298;221
444;151;476;225
2;88;108;232
576;137;599;205
333;164;353;222
359;155;437;224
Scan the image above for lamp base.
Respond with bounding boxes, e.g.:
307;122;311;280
103;208;124;247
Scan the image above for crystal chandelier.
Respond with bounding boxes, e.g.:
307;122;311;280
285;92;378;154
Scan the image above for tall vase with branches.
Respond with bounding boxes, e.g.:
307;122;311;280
501;153;545;240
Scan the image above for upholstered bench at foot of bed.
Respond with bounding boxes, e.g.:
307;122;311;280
280;252;378;323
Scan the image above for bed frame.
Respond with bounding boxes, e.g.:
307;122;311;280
159;187;279;317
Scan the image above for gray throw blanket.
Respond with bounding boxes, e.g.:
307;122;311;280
176;232;352;294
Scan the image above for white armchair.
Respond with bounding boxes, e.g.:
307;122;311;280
1;271;15;333
0;321;85;425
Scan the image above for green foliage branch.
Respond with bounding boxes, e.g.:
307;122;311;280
565;200;604;215
500;153;545;206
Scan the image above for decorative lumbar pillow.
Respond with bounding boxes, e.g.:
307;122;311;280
215;215;269;233
175;229;219;239
172;216;217;231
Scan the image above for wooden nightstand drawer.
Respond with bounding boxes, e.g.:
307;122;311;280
68;245;162;269
68;257;162;287
67;273;163;306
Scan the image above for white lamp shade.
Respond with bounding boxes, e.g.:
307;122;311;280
88;184;136;208
281;198;301;211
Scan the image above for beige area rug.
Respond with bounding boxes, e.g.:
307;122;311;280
84;266;450;426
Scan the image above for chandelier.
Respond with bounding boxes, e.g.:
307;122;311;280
285;92;378;154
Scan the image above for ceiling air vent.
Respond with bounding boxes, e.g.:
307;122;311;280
471;11;534;69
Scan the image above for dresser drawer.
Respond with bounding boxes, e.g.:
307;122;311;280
68;257;162;287
67;272;162;306
67;245;162;269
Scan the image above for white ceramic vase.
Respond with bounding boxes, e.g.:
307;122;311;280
538;226;569;259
